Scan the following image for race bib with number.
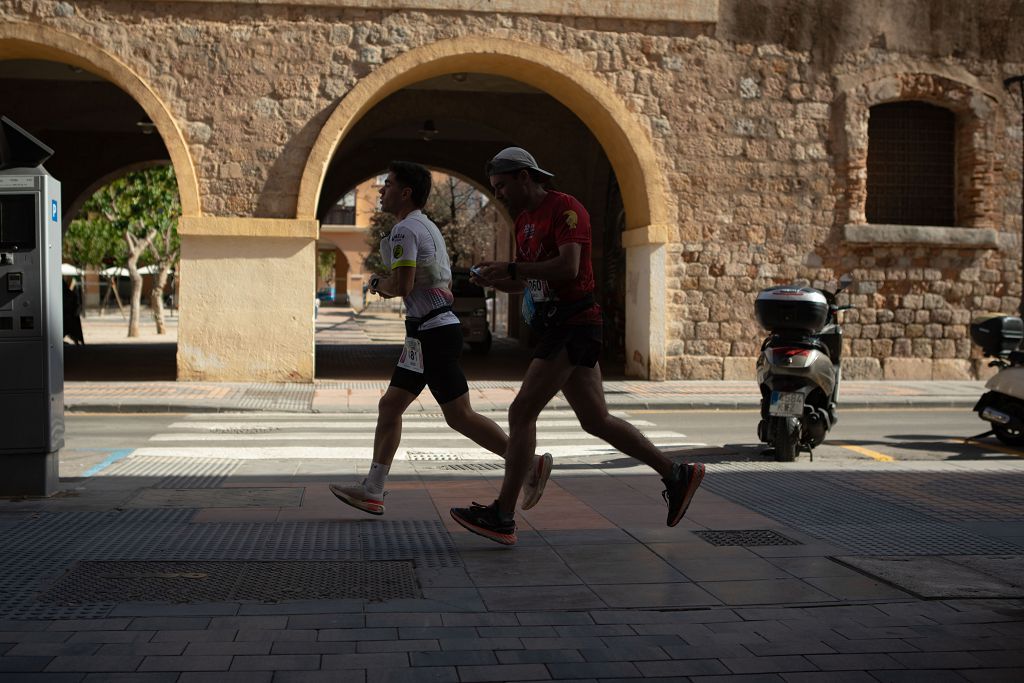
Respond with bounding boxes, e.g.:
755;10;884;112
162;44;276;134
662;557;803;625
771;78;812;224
397;336;424;373
526;278;550;302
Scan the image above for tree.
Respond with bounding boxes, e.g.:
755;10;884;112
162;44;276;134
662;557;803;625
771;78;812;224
424;175;497;267
67;166;181;336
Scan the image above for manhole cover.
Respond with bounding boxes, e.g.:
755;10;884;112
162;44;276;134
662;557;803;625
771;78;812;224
38;560;420;604
695;530;801;547
438;463;505;471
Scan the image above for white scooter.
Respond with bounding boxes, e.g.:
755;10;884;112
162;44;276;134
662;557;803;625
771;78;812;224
970;315;1024;446
754;276;853;461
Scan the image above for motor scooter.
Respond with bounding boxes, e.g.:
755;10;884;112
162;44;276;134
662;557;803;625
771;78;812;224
754;275;853;461
969;315;1024;446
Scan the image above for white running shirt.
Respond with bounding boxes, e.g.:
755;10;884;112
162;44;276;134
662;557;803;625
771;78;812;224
380;210;459;331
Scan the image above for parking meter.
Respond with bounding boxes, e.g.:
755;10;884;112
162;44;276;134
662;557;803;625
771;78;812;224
0;116;62;496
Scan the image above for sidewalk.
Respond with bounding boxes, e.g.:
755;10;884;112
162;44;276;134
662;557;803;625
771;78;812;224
5;310;1022;679
65;378;988;414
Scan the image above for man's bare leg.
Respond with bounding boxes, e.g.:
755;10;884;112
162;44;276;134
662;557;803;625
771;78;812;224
560;362;673;478
330;386;416;515
495;352;576;516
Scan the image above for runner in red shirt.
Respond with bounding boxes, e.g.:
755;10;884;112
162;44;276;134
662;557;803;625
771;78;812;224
449;147;705;545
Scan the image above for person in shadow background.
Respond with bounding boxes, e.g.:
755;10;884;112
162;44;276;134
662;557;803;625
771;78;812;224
62;277;85;345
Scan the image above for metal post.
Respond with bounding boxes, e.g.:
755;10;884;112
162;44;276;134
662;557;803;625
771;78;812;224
1004;76;1024;314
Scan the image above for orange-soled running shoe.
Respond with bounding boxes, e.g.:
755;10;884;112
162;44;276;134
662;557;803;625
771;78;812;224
662;462;706;527
450;500;517;545
329;481;385;516
521;452;553;511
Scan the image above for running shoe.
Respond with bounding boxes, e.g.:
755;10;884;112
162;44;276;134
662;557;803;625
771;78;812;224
521;452;553;511
450;500;517;545
662;462;705;527
330;481;385;516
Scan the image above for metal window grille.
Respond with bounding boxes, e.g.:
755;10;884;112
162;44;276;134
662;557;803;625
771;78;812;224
866;101;956;226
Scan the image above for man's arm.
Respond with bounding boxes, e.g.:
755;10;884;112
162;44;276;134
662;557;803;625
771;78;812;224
372;266;415;298
473;242;581;287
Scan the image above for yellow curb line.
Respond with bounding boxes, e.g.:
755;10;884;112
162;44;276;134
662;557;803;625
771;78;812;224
833;442;895;462
957;438;1024;458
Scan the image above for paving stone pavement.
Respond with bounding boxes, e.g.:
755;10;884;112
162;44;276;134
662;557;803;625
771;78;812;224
21;302;1023;678
2;410;1023;680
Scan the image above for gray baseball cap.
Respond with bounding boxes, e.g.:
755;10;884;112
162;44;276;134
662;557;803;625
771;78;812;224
485;146;554;177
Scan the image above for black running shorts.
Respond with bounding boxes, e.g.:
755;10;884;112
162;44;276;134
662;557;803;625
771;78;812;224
532;324;603;368
389;322;469;404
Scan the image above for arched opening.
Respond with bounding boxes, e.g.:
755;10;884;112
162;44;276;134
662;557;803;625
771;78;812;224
0;26;199;381
313;168;518;379
300;38;670;379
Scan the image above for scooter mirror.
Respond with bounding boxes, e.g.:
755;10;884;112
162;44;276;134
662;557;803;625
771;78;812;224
838;274;854;291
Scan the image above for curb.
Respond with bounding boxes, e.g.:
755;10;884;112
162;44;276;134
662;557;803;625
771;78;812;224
64;397;983;414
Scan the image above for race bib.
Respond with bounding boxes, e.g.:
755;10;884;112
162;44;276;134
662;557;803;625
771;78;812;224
526;278;550;302
397;336;424;373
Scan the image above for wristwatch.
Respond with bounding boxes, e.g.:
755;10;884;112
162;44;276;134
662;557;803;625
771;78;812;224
507;262;517;280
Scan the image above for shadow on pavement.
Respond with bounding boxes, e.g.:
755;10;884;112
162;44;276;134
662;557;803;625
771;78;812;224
64;343;178;381
64;337;627;382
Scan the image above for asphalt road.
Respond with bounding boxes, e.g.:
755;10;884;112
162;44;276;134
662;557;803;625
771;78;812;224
59;408;1022;480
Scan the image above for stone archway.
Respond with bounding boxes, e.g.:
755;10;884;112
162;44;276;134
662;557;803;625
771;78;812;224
298;37;671;379
0;23;200;218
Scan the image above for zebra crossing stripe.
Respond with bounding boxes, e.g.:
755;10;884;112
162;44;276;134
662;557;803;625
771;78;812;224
149;430;686;443
165;419;658;430
129;443;706;460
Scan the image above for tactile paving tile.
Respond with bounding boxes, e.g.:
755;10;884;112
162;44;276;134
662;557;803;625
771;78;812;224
0;511;457;620
238;383;314;411
95;456;238;489
703;463;1024;555
38;560;420;604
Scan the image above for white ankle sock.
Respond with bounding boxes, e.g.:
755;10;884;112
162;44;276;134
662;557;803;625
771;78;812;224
364;462;389;494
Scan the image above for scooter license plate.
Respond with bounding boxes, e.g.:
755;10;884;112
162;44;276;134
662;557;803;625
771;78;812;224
769;391;804;417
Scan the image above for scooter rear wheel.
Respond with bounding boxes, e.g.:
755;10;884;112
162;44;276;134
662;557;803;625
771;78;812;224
773;416;800;462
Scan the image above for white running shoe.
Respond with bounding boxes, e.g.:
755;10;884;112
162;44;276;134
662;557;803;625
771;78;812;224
521;452;553;511
330;481;385;516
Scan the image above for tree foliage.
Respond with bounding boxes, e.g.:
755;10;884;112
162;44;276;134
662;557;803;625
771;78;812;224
64;165;181;335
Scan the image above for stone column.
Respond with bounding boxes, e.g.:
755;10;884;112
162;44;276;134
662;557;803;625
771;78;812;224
177;217;318;382
623;225;668;380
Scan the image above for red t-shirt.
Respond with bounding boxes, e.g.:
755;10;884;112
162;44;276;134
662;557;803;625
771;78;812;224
514;190;602;326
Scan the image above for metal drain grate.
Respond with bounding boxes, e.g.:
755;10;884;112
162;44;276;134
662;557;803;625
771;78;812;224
38;560;420;604
406;451;462;461
695;530;801;547
437;463;505;471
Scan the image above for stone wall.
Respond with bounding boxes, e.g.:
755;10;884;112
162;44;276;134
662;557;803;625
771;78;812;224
1;0;1022;380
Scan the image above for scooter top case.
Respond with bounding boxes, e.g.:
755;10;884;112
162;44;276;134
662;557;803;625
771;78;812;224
985;365;1024;402
755;286;828;334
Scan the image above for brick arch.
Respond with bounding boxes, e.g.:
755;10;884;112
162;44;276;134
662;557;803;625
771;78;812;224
297;36;668;235
834;69;1002;229
0;23;200;217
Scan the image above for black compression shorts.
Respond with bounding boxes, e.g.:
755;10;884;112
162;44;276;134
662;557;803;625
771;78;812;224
389;322;469;404
532;324;603;368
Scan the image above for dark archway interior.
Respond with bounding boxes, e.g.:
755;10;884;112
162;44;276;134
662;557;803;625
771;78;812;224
0;59;171;227
316;73;627;371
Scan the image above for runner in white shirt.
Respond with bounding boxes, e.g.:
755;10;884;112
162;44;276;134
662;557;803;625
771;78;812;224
329;161;553;516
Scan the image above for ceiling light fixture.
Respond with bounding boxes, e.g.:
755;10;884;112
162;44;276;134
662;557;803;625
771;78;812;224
136;116;156;135
418;119;439;142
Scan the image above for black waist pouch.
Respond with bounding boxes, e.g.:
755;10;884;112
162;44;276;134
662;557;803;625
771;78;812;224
526;294;595;333
405;305;453;336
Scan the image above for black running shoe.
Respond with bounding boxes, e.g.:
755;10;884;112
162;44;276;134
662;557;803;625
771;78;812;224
450;500;517;545
663;462;706;527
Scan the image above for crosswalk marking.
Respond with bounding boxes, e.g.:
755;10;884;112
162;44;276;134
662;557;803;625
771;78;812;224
109;413;704;466
130;444;705;460
149;430;685;443
165;419;657;431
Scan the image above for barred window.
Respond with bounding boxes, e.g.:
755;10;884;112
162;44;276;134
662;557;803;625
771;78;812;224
866;101;956;226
